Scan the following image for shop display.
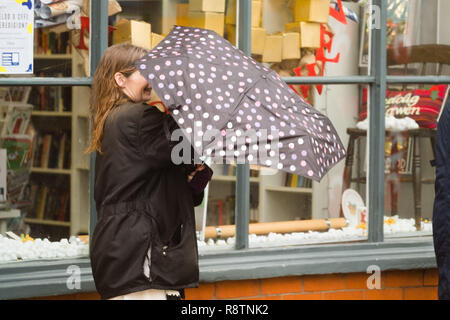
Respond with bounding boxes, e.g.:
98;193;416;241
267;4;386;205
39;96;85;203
198;215;433;250
359;85;449;129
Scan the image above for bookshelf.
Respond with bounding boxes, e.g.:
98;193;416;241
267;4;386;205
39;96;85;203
207;163;315;226
23;30;90;239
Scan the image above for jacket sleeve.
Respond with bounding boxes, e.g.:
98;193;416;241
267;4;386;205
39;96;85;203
187;164;213;207
138;106;173;168
192;190;204;207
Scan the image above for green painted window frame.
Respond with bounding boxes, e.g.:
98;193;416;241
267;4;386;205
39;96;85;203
0;0;448;299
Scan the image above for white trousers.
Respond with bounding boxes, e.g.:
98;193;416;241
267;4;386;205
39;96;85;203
109;288;180;300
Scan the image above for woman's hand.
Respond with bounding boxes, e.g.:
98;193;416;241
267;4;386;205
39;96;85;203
187;164;206;182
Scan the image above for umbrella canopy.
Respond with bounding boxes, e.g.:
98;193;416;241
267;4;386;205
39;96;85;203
136;25;346;182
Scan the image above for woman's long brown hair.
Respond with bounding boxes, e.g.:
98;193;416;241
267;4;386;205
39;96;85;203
85;43;148;154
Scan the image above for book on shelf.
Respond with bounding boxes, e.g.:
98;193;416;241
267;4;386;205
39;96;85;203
35;185;49;220
28;73;69;112
221;163;260;177
284;173;312;188
34;29;71;55
31;131;71;170
207;196;235;226
27;183;70;222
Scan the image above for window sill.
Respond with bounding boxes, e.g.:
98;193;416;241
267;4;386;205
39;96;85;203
0;238;436;299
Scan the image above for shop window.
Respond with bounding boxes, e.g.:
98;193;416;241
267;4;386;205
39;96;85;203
1;0;447;265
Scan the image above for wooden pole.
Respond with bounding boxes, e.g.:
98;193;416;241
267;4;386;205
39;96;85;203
204;218;348;239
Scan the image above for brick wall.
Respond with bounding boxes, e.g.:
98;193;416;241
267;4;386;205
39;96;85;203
29;268;438;300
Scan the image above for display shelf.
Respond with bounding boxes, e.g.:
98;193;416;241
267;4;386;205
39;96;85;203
23;43;90;238
206;163;314;224
211;175;260;183
34;54;73;60
31;111;72;117
264;185;313;194
30;167;71;175
24;218;70;227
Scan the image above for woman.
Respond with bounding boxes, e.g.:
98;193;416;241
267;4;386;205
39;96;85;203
86;43;212;300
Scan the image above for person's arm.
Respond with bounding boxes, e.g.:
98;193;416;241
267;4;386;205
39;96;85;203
138;106;173;168
186;164;213;207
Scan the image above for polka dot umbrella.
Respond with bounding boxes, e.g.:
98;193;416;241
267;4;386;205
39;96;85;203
136;25;346;182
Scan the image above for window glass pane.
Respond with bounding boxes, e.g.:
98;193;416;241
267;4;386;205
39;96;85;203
381;82;444;239
201;84;369;250
386;0;450;76
381;0;448;239
0;85;90;263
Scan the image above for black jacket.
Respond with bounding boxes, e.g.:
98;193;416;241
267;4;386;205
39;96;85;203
433;96;450;300
90;102;207;300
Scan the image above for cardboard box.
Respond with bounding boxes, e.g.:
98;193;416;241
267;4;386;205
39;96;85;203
226;24;236;45
225;0;237;25
176;3;190;26
294;0;330;23
189;0;226;13
252;0;262;27
285;21;320;48
226;0;261;26
262;34;283;62
282;32;301;59
189;12;225;36
151;33;165;49
251;27;266;55
113;19;152;50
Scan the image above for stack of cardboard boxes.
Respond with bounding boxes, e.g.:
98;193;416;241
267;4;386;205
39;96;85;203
285;0;329;48
112;0;330;66
187;0;226;36
262;0;329;63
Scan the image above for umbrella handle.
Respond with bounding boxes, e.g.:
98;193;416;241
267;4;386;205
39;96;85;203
148;100;170;114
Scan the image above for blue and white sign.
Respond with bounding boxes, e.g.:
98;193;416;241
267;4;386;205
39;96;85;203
0;1;34;74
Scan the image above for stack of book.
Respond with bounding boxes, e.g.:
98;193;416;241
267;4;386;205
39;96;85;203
285;173;312;188
222;163;260;177
27;73;71;112
27;184;70;222
32;131;71;170
34;29;71;55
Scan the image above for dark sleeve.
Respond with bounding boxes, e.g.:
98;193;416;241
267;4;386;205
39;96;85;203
187;164;213;207
138;106;172;168
192;190;204;207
